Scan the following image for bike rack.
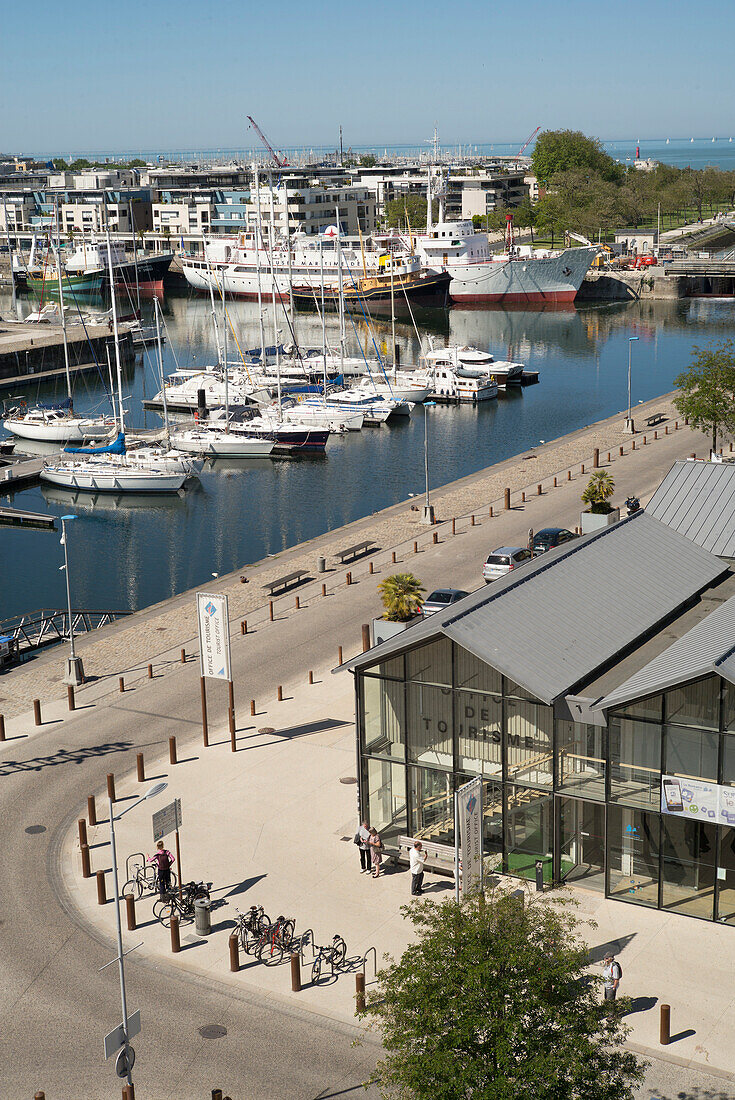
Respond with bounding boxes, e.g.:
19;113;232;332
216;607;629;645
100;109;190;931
125;852;146;882
363;945;377;980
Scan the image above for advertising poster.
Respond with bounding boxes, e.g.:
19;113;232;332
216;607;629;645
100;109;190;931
197;592;231;681
661;774;735;825
459;776;483;898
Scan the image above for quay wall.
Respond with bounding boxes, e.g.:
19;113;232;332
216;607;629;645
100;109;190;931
0;325;133;384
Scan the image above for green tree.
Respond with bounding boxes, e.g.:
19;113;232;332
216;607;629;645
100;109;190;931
535;191;570;248
581;471;616;514
674;340;735;451
532;130;623;186
377;573;425;621
384;195;438;230
362;891;645;1100
359;154;377;168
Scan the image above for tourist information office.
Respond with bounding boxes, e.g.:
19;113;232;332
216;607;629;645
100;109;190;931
343;489;735;926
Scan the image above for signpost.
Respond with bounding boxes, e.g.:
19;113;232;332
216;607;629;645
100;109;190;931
196;592;235;747
456;776;483;901
153;798;183;898
104;1010;140;1061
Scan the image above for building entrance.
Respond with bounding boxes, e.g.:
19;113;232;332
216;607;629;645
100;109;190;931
559;798;605;892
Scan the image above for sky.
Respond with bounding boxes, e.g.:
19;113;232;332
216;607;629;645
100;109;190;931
4;0;735;155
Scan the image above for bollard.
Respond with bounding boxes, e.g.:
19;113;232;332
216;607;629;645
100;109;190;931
607;452;611;463
277;685;283;702
81;842;91;879
654;430;658;440
96;870;107;905
690;452;696;459
413;541;418;553
643;435;647;446
452;517;456;534
433;531;438;544
136;753;145;782
369;561;374;574
685;417;689;425
553;477;557;487
0;714;4;742
391;551;397;563
338;645;343;665
504;487;511;510
33;699;41;726
169;736;177;765
567;470;571;481
470;514;476;526
290;952;302;993
122;1085;135;1100
170;914;180;953
119;677;125;693
181;648;186;663
537;484;542;496
521;492;526;503
295;595;300;609
78;818;88;850
229;933;240;972
308;670;314;684
125;892;136;932
489;505;493;518
34;1092;46;1100
362;624;371;652
241;619;247;635
581;464;585;474
593;448;599;468
250;699;256;716
321;583;327;597
632;439;636;450
67;684;75;711
660;1003;670;1045
619;445;624;456
269;600;274;622
87;794;97;826
107;773;116;802
356;971;366;1013
147;663;153;679
346;572;352;585
213;1090;223;1100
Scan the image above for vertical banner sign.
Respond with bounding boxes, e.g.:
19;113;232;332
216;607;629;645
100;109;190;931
197;592;231;681
459;776;483;899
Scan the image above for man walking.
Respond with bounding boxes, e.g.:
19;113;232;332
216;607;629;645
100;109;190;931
358;821;371;874
410;840;427;896
149;839;175;897
603;953;622;1004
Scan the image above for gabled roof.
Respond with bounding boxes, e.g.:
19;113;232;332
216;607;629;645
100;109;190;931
343;511;729;706
599;594;735;711
646;459;735;558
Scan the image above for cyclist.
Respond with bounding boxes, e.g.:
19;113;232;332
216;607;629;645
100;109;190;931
149;840;175;897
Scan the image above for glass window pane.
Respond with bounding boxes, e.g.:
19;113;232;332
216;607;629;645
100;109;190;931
661;816;715;919
665;676;719;730
360;676;405;759
505;786;554;882
409;766;454;845
506;699;554;787
557;721;606;800
609;695;662;722
607;805;660;907
454;647;501;694
560;798;606;891
609;717;661;809
664;725;718;782
504;677;537;701
362;655;404;681
457;773;503;876
406;683;453;768
723;683;735;732
406;638;452;687
455;691;502;778
363;758;406;847
721;733;735;787
716;824;735;925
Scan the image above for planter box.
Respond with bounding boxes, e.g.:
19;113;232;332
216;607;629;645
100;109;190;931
371;618;412;647
580;507;620;534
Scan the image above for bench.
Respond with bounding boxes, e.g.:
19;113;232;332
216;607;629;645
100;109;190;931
645;412;666;428
398;835;457;878
263;569;310;596
335;540;377;565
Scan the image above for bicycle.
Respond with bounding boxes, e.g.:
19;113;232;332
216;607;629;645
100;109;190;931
311;934;347;984
253;914;296;966
231;905;271;955
153;880;211;928
122;854;177;900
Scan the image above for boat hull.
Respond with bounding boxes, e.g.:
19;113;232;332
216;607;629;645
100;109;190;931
4;417;115;443
171;431;275;458
27;273;105;295
40;466;187;492
448;247;597;305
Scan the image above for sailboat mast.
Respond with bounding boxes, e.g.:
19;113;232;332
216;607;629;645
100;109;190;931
2;199;18;320
221;270;229;431
284;183;294;321
320;236;327;402
390;256;396;376
253;165;266;364
268;173;282;415
202;235;222;368
154;297;170;443
105;229;125;434
335;206;345;377
55;201;72;403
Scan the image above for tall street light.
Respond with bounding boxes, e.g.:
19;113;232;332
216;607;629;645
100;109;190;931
105;781;168;1096
626;337;640;434
60;514;84;685
422;401;437;525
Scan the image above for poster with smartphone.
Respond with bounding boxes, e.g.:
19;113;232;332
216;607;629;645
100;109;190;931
660;774;735;825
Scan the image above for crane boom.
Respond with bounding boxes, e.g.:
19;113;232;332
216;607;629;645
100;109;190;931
517;126;541;157
246;115;289;168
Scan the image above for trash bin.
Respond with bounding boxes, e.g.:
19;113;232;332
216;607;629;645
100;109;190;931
317;556;326;573
194;897;212;936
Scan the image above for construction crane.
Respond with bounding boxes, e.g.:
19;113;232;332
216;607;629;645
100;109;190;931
246;115;289;168
517;126;541;157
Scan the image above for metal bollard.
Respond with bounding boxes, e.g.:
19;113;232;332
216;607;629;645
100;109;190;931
470;514;476;526
290;953;302;993
147;664;153;679
0;714;4;741
369;561;374;574
489;505;493;517
521;492;526;503
87;794;97;826
593;448;599;468
643;435;647;446
452;517;456;533
619;445;624;456
295;595;300;608
660;1003;670;1045
553;477;557;487
170;914;180;953
567;470;571;481
241;619;247;635
654;430;658;440
169;736;177;765
119;677;125;693
269;600;274;621
607;452;611;463
229;933;240;972
632;439;636;450
338;645;343;665
136;753;145;782
33;699;41;726
308;670;314;684
537;484;542;496
362;624;371;652
212;1090;223;1100
413;541;418;553
81;842;91;879
125;892;136;932
34;1092;46;1100
391;551;397;563
356;971;366;1013
581;464;585;474
504;487;510;510
78;818;88;849
321;583;327;597
122;1084;135;1100
250;698;256;716
346;571;352;585
107;773;116;802
67;684;75;711
277;685;283;702
433;531;438;544
181;648;186;663
96;870;107;905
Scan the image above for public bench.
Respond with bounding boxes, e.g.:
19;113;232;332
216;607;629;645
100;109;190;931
335;540;377;565
263;569;310;596
397;834;457;878
645;412;666;428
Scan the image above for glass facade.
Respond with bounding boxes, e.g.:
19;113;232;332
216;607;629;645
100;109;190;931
357;643;735;925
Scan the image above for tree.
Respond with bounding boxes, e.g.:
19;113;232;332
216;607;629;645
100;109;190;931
383;195;438;230
581;471;616;514
674;340;735;451
532;130;623;186
535;192;571;248
359;154;377;168
377;573;424;621
362;891;645;1100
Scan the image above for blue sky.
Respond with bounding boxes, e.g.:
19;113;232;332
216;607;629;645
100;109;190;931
5;0;735;154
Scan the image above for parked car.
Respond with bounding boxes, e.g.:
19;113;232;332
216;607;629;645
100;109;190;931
420;588;470;616
531;527;577;555
482;547;533;583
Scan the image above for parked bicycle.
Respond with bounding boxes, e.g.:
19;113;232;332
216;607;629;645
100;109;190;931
251;914;296;966
154;880;212;928
311;934;347;984
231;905;271;955
122;852;177;900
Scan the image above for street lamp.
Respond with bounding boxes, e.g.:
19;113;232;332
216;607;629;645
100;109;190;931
106;781;168;1096
59;514;84;685
626;337;640;434
422;401;437;525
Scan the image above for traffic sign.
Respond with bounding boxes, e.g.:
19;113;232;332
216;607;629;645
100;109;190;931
153;798;182;843
115;1043;136;1078
104;1009;141;1059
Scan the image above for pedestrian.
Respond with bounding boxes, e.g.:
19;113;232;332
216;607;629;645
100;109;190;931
369;826;383;878
149;839;175;897
355;820;371;874
409;840;426;896
602;953;622;1004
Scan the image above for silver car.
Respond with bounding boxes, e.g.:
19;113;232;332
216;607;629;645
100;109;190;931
482;546;533;583
420;588;470;616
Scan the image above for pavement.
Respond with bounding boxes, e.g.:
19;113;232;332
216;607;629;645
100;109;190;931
2;395;734;1097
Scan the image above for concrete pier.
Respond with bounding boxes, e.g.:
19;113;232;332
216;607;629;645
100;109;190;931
0;320;134;383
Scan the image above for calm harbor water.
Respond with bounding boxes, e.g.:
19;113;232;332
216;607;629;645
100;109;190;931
0;288;732;620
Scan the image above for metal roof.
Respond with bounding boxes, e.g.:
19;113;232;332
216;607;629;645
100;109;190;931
343;511;729;705
646;459;735;558
600;593;735;710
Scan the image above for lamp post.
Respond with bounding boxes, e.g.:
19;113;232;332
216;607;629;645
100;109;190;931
60;514;84;685
626;337;639;434
106;781;167;1096
422;401;437;524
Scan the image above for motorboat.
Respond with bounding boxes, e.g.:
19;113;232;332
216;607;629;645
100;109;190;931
349;374;429;406
424;346;524;385
412;360;499;403
317;391;405;424
170;423;276;458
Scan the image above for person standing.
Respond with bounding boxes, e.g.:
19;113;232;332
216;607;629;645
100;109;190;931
357;820;371;874
369;826;383;879
149;839;174;897
409;840;427;896
602;953;622;1003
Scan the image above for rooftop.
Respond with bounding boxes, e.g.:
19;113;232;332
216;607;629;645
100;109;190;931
646;458;735;558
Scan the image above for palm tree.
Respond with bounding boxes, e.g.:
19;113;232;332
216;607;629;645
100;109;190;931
377;573;425;622
581;470;615;514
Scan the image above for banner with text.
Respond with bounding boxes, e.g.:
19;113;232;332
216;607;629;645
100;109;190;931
197;592;231;681
459;776;483;899
661;774;735;825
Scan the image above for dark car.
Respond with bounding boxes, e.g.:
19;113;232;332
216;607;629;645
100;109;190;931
420;588;470;615
531;527;577;555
